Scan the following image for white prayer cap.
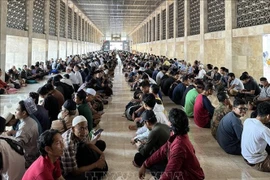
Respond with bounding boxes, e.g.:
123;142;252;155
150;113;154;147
72;115;87;127
2;112;14;124
85;88;96;96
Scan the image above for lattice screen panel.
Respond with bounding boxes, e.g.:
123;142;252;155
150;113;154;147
162;9;166;40
82;20;85;41
169;3;174;39
78;16;81;40
152;17;155;41
7;0;26;30
74;12;77;39
49;0;57;36
177;0;184;37
60;1;66;38
68;7;72;39
33;0;45;34
149;20;152;42
190;0;200;35
237;0;270;28
207;0;225;32
157;14;160;41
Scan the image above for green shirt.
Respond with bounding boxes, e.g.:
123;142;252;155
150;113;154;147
184;88;199;117
139;123;170;157
77;103;93;131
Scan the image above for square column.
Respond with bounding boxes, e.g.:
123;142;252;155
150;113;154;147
56;0;60;59
173;0;177;58
225;0;236;72
199;0;207;63
44;0;50;61
65;0;68;57
0;0;7;78
26;0;34;66
184;0;190;61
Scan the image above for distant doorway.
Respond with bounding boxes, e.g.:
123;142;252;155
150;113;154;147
110;42;123;50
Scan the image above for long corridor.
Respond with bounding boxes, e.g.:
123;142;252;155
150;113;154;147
100;56;143;179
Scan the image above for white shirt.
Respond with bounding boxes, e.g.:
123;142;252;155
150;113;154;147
258;85;270;100
241;118;270;164
0;136;25;180
195;69;206;79
69;71;78;85
60;78;74;88
230;78;244;90
74;71;83;85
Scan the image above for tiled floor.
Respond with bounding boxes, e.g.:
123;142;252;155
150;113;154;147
1;58;270;180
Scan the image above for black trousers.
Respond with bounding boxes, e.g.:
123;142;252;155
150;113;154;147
134;152;147;167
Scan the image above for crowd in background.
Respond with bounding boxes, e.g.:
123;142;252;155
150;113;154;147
0;51;117;180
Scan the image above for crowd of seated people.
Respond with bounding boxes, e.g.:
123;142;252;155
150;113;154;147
0;51;117;180
119;51;270;178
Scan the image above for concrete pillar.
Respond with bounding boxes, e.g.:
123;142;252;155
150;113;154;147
159;7;162;56
76;13;79;53
26;0;34;66
65;0;68;58
0;0;7;76
173;0;177;58
78;16;81;54
56;0;60;59
199;0;207;63
165;2;169;56
71;5;74;54
44;0;50;61
225;0;236;72
184;0;190;61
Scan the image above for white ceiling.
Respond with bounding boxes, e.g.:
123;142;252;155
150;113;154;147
72;0;165;37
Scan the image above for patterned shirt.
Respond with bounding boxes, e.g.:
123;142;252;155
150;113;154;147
211;103;231;139
61;129;90;176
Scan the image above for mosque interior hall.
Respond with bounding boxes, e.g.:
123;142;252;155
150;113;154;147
0;0;270;180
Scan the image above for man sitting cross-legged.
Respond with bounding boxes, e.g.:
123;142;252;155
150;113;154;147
0;116;25;180
254;77;270;104
216;98;247;155
22;129;65;180
131;93;169;144
194;82;215;128
133;110;170;167
61;116;108;180
242;102;270;172
211;91;232;139
184;80;205;118
138;108;205;180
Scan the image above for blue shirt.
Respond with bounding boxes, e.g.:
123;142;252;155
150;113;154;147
216;112;243;155
171;83;186;105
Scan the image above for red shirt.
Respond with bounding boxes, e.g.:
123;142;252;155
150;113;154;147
0;79;7;89
22;155;62;180
144;134;205;180
194;94;211;128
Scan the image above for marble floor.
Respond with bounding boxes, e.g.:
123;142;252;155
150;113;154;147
1;59;270;180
